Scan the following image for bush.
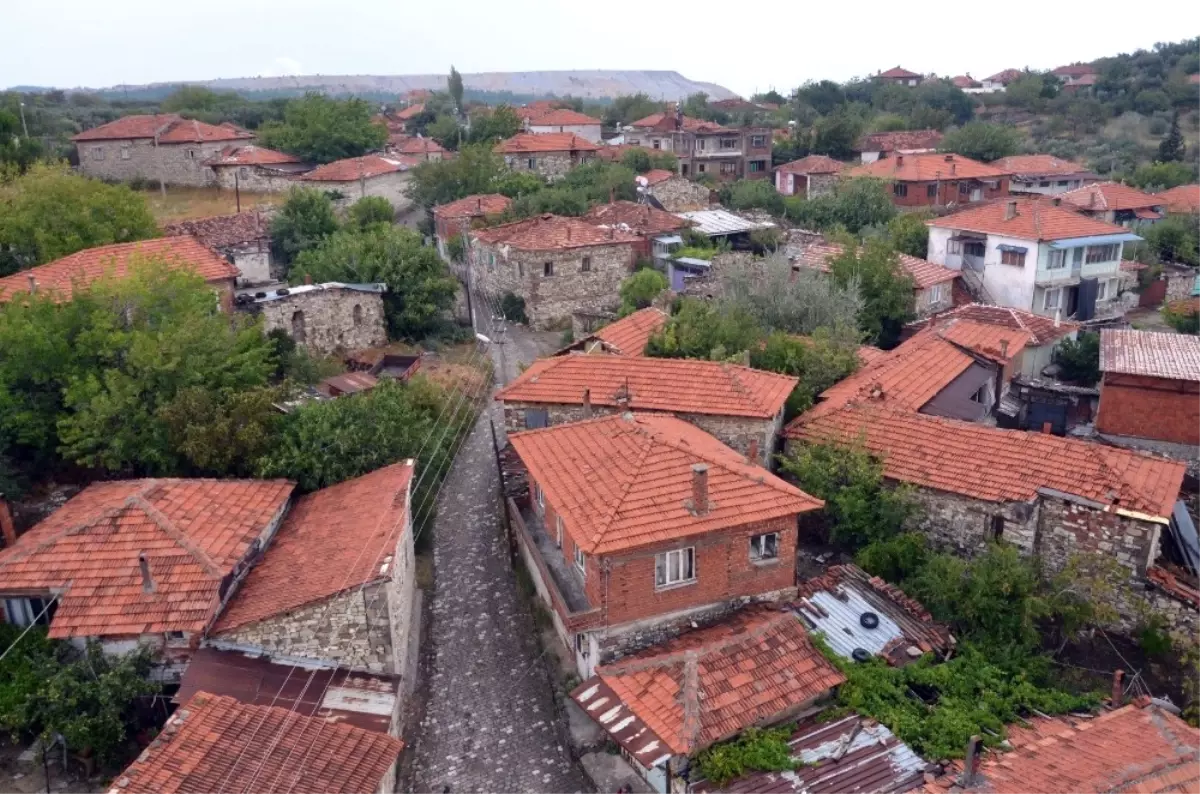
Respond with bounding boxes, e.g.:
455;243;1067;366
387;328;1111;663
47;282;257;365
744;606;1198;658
270;188;340;267
694;726;797;787
618;269;668;316
347;195;395;228
1163;304;1200;334
721;179;784;216
1054;332;1100;385
500;291;528;324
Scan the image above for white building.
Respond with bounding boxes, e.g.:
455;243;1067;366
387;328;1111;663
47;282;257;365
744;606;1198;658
524;108;603;144
926;199;1141;323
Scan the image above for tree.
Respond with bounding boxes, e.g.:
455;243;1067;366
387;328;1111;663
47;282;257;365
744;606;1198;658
812;110;864;159
1054;331;1100;385
717;254;863;336
467;105;522;145
618;269;667;316
794;80;846;116
885;211;931;258
257;93;387;164
1138;215;1199;266
290;225;458;339
940;121;1021;162
157;385;284;477
493;170;545;198
1158;111;1186;162
448;66;464;115
720;179;784;216
602;93;661;127
160;85;241;114
749;328;861;414
1127;161;1194;190
426;114;461;150
347;195;395;228
828;238;915;347
646;298;764;361
785;177;897;235
0;163;159;277
0;110;43;172
406;143;506;208
270;188;340;266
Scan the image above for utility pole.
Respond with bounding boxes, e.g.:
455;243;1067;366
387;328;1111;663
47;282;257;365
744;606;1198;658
18;100;29;138
234;170;242;213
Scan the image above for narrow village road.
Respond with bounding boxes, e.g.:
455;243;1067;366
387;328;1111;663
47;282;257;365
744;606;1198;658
400;313;588;793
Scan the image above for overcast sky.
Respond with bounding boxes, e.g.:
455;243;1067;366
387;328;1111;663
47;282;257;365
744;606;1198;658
4;1;1195;97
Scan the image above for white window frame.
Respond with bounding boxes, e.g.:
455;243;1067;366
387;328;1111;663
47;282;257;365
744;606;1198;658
1000;248;1026;267
947;239;963;255
1072;247;1085;266
120;147;132;161
655;547;696;588
91;146;105;161
749;532;779;562
3;597;51;627
574;545;586;578
1096;278;1110;301
1047;249;1067;270
555;515;564;547
534;482;545;513
750;134;767;148
1085;243;1118;264
720;137;738;150
1043;287;1062;311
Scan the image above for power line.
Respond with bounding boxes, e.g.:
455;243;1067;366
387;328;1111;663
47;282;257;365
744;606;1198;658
0;595;59;665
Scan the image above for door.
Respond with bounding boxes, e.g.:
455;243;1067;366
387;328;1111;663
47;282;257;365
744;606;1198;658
1076;279;1097;321
970;186;983;201
1139;277;1167;308
1026;401;1067;435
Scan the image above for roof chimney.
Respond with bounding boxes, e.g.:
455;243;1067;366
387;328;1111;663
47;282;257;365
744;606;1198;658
138;553;156;594
0;497;16;548
26;274;36;294
304;273;313;285
960;735;982;787
895;154;904;166
1088;191;1096;208
1112;668;1125;707
1004;200;1017;220
691;464;709;516
476;196;482;212
999;339;1009;359
1041;421;1054;434
747;438;759;463
582;388;592;418
950;162;957;176
945;154;954;162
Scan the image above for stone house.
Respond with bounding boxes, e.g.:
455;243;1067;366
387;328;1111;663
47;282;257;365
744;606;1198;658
853;129;943;163
298;154;419;212
73;113;254;187
108;691;405;794
0;236;239;311
624;111;771;181
206;144;313;192
468;214;640;329
846;152;1011;208
431;192;512;262
991;154;1099;197
524;108;603;143
773;155;844;198
164;211;274;285
569;606;843;792
507;413;825;678
641;168;713;212
1096;329;1200;447
386;135;446;161
791;240;958;318
495;353;798;465
247;282;388;355
0;478;294;681
581;200;691;262
494;132;599;181
1058;181;1165;226
558;306;668;356
209;462;416;677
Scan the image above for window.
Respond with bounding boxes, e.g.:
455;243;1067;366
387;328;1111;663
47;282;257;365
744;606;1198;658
696;139;706;151
543;261;554;277
91;146;105;161
121;147;131;160
166;630;187;642
238;166;249;178
750;134;767;148
1039;181;1051;187
720;138;738;150
1047;249;1067;270
516;261;525;277
525;157;537;170
1000;248;1026;266
947;239;963;255
990;515;1005;540
749;532;779;562
574;545;586;578
930;282;949;305
555;515;564;547
581;256;591;272
187;149;197;159
1057;180;1069;187
1072;247;1085;266
352;303;363;326
748;160;765;173
525;408;549;429
893;183;908;197
1043;287;1062;311
575;633;588;655
720;162;737;175
964;241;986;258
3;597;53;627
958;181;970;195
697;163;706;174
652;139;660;149
969;384;989;404
1086;243;1119;264
1096;278;1110;301
926;183;938;199
655;547;695;588
291;310;306;344
534;482;545;512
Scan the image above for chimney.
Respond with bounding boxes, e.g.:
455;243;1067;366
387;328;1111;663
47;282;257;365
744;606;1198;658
582;388;592;418
895;154;904;166
950;162;957;176
1004;200;1017;220
747;438;759;462
138;553;155;594
0;498;16;548
1041;421;1053;434
691;464;709;516
960;735;982;787
476;196;482;212
609;186;615;204
1088;191;1096;208
1051;197;1061;207
26;274;36;294
567;225;572;241
945;154;954;162
1112;669;1125;706
304;273;313;285
999;339;1009;359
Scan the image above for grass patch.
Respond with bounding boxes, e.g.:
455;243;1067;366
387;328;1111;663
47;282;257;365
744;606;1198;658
144;186;284;225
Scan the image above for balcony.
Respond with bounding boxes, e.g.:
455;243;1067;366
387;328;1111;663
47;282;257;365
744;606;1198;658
1036;264;1082;286
507;499;600;631
692;148;744;159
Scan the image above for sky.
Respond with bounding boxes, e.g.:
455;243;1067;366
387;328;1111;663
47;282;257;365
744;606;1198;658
3;1;1196;97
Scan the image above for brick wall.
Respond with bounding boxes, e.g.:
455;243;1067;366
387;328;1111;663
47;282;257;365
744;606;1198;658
254;288;387;355
76;138;229;187
888;176;1011;208
470;239;634;329
1096;372;1200;445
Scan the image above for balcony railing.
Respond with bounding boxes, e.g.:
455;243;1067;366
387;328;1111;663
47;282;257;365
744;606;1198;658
507;498;602;631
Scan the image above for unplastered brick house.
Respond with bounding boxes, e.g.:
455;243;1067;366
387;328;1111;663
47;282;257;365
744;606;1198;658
991;154;1099;197
1096;329;1200;448
73;113;255;187
205;144;313;193
494;132;600;180
524;107;603;143
507;413;825;677
847;152;1011;208
431;193;512;263
164;212;274;285
624;111;771;181
853;129;943;164
298;154;420;212
773;155;845;198
468;214;640;329
495;353;798;465
245;282;389;356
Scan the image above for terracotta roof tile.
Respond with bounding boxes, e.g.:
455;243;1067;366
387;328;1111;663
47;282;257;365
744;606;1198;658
595;144;650;163
775;155;846;175
592;307;669;356
207;144;300;166
791;242;957;289
573;607;844;755
388;135;446;156
936;318;1031;363
1155;184;1200;215
0;479;294;638
494;132;600;154
496;354;797;418
952;75;980;89
72;114;254;143
908;303;1077;346
164;212;269;250
510;414;822;554
472;213;639;251
928;198;1132;241
848;152;1009;181
299;154;418;182
984;68;1023;84
212;462;413;634
854;129;944;153
432;193;512;220
109;692;403;794
1053;63;1097;77
393;103;425;121
991;154;1095;178
787;404;1184;519
0;237;239;303
1059;181;1164;212
877;67;924;79
527;108;601;126
643;168;676;186
1100;329;1200;381
857;345;887;365
628;113;729;133
582;201;690;237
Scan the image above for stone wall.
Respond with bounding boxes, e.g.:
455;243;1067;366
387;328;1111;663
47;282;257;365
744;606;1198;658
255;288;387;355
648;177;712;212
212;164;304;193
502;152;576;181
470;240;635;329
76;138;229;187
310;171;413;213
808;173;839;198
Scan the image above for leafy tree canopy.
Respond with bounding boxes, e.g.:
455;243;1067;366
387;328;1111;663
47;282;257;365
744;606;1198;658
1054;331;1101;385
406;143;506;208
617;269;667;317
269;187;340;266
940;121;1022;162
257;93;388;164
827;236;915;347
347;195;395;229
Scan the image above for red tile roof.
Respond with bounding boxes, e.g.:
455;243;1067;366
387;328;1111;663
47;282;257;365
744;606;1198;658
985;68;1024;84
642;168;676;185
109;692;403;794
72;114;254;143
591;307;669;355
1059;181;1164;212
393;103;425;120
511;414;823;554
775;155;846;175
582;201;690;237
848;152;1009;181
472;213;639;251
878;67;923;79
908;303;1078;346
432;193;512;220
991;154;1096;179
496;354;798;418
212;462;413;634
857;345;887;365
207;144;300;166
951;75;980;89
527;108;601;126
1155;184;1200;215
0;479;293;638
494;132;600;154
788;405;1185;519
1100;329;1200;382
388;135;446;156
163;212;269;250
928;198;1131;241
854;129;944;153
595;144;650;162
936;318;1031;363
572;607;844;755
629;113;730;133
0;237;239;303
299;154;418;182
1053;63;1097;77
791;241;957;289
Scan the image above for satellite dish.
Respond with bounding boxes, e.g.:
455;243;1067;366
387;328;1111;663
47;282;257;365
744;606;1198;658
475;333;492;344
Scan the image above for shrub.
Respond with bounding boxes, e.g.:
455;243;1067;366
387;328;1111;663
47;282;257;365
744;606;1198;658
1054;332;1100;385
500;291;528;324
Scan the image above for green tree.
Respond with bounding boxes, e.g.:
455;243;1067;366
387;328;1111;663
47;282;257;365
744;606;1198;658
426;114;461;150
257;93;387;164
290;225;458;339
448;66;465;114
347;195;395;228
160;85;241;114
749;328;861;414
720;178;784;216
0;162;158;276
940;121;1021;162
646;298;764;361
493;170;546;198
1157;111;1186;162
602;93;661;127
269;187;340;266
1139;215;1199;266
406;143;506;208
784;177;896;234
158;385;285;477
467;105;522;145
812;110;864;159
1054;331;1100;385
717;254;863;335
885;211;931;258
0;110;43;172
1127;161;1195;190
828;238;915;347
618;269;667;316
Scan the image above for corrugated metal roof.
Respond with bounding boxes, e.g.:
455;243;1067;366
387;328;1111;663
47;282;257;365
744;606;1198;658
796;587;905;660
252;282;388;303
674;209;774;236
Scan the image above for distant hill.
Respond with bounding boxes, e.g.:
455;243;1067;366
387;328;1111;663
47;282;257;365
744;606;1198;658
18;70;739;103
